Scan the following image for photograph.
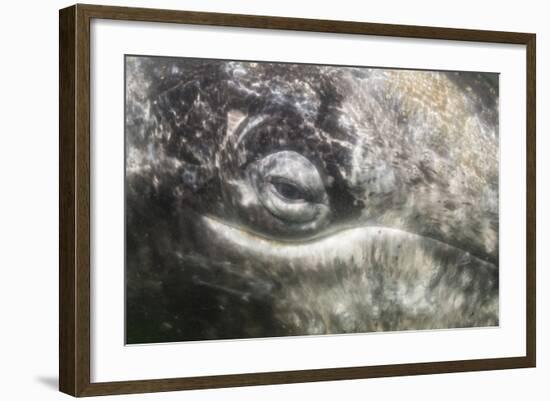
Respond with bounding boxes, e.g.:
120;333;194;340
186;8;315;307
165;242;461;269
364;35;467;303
125;56;500;344
54;3;536;396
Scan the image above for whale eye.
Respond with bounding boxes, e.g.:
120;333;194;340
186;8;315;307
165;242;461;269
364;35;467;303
247;151;330;229
269;177;310;202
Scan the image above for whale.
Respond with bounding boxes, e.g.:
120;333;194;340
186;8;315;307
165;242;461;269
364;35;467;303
125;57;499;343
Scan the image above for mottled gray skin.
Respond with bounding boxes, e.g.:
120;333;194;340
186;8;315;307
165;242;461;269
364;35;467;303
125;57;499;343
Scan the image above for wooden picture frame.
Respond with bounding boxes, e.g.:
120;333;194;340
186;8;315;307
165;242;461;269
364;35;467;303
59;3;536;397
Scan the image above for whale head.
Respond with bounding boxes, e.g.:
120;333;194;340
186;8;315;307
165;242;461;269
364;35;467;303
125;57;499;342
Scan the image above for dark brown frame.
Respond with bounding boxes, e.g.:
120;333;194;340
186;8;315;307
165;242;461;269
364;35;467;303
59;3;536;397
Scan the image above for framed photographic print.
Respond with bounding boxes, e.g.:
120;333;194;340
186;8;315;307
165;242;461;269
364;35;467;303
59;4;536;397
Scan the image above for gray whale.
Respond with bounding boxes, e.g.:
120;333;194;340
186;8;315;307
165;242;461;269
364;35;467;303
125;57;499;343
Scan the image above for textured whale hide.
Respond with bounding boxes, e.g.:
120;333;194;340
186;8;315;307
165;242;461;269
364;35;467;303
125;57;499;343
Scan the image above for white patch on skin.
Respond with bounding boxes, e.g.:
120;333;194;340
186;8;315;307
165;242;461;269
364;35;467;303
226;110;247;138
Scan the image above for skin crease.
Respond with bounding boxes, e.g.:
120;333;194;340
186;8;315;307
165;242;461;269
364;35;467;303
125;57;499;343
